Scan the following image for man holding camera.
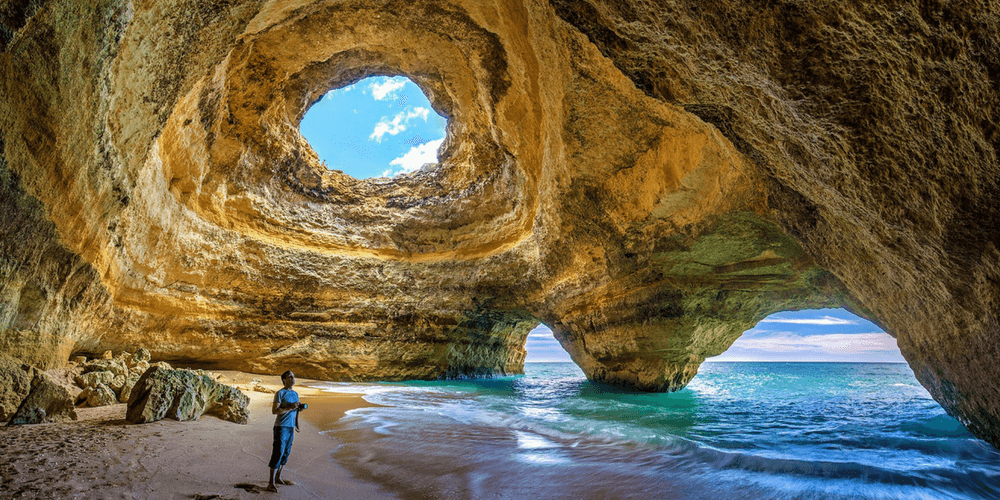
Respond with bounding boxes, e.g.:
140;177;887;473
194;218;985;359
267;370;306;492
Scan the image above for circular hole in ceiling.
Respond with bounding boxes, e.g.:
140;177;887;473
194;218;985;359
299;76;448;179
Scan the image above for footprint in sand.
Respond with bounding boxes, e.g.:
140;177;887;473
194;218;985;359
233;482;264;492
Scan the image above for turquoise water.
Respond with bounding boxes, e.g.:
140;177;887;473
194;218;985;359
316;363;1000;499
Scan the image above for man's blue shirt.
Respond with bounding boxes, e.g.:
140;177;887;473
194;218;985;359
273;388;299;427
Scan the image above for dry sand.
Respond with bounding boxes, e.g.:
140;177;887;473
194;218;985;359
0;371;398;500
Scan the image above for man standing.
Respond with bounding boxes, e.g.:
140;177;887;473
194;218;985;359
267;370;303;492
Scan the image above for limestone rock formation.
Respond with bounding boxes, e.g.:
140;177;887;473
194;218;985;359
234;378;275;394
128;348;151;367
75;371;115;391
79;383;118;408
0;354;37;421
7;372;78;425
117;372;141;403
126;366;250;424
0;0;997;447
70;350;157;405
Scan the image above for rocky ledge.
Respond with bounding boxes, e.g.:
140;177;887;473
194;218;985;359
1;1;998;446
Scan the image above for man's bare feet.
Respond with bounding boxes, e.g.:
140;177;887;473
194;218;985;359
265;484;278;492
279;479;296;485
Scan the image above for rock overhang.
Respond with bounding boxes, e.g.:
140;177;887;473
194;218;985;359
1;0;864;381
1;0;999;448
155;1;535;260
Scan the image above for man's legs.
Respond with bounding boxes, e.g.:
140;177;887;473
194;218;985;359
266;427;294;491
276;428;295;485
267;467;279;492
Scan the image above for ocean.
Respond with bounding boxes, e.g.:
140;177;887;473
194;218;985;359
313;362;1000;500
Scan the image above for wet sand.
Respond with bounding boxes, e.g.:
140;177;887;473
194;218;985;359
0;371;397;500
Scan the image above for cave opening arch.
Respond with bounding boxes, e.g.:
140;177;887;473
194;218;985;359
705;308;904;364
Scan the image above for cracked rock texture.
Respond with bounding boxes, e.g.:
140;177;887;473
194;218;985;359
1;1;998;446
126;366;250;424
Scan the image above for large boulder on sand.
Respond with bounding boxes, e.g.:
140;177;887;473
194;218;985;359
126;366;249;425
0;355;36;421
7;372;78;425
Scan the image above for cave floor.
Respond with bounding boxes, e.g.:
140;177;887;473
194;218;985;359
0;373;394;500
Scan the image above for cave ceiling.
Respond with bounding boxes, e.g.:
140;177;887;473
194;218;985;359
1;0;998;447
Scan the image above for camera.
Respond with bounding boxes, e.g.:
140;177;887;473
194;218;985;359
299;403;307;410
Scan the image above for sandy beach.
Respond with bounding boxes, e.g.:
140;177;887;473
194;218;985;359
0;371;397;500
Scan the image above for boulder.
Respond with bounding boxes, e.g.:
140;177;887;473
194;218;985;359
150;361;172;370
72;356;87;365
235;378;276;394
126;367;249;425
44;366;84;400
7;372;78;425
75;370;115;389
100;350;113;360
109;374;127;393
83;358;128;377
79;383;118;407
129;348;151;367
0;355;36;421
118;372;142;403
190;369;222;380
130;360;150;376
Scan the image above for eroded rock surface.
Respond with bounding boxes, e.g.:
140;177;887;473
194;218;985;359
8;371;78;425
0;354;35;421
0;1;997;446
80;383;117;408
126;367;250;424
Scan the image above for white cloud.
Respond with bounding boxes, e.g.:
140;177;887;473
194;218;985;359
370;113;407;142
371;79;406;100
386;139;444;176
759;316;858;326
728;332;897;354
369;108;434;143
407;107;429;121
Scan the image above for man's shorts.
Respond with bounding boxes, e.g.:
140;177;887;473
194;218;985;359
268;426;295;468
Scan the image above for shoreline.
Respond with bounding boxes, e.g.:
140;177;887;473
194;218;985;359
0;370;397;499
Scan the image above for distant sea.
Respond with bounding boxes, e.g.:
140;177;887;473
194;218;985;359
313;362;1000;499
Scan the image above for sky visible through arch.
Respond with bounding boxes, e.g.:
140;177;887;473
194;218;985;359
524;308;905;363
300;76;447;178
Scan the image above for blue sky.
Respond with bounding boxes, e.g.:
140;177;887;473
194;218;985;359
524;324;573;363
524;308;905;363
706;308;904;362
299;76;447;178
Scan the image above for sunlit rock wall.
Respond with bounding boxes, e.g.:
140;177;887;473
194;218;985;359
1;1;997;446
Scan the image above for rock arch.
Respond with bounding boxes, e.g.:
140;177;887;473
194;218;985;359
1;0;998;448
